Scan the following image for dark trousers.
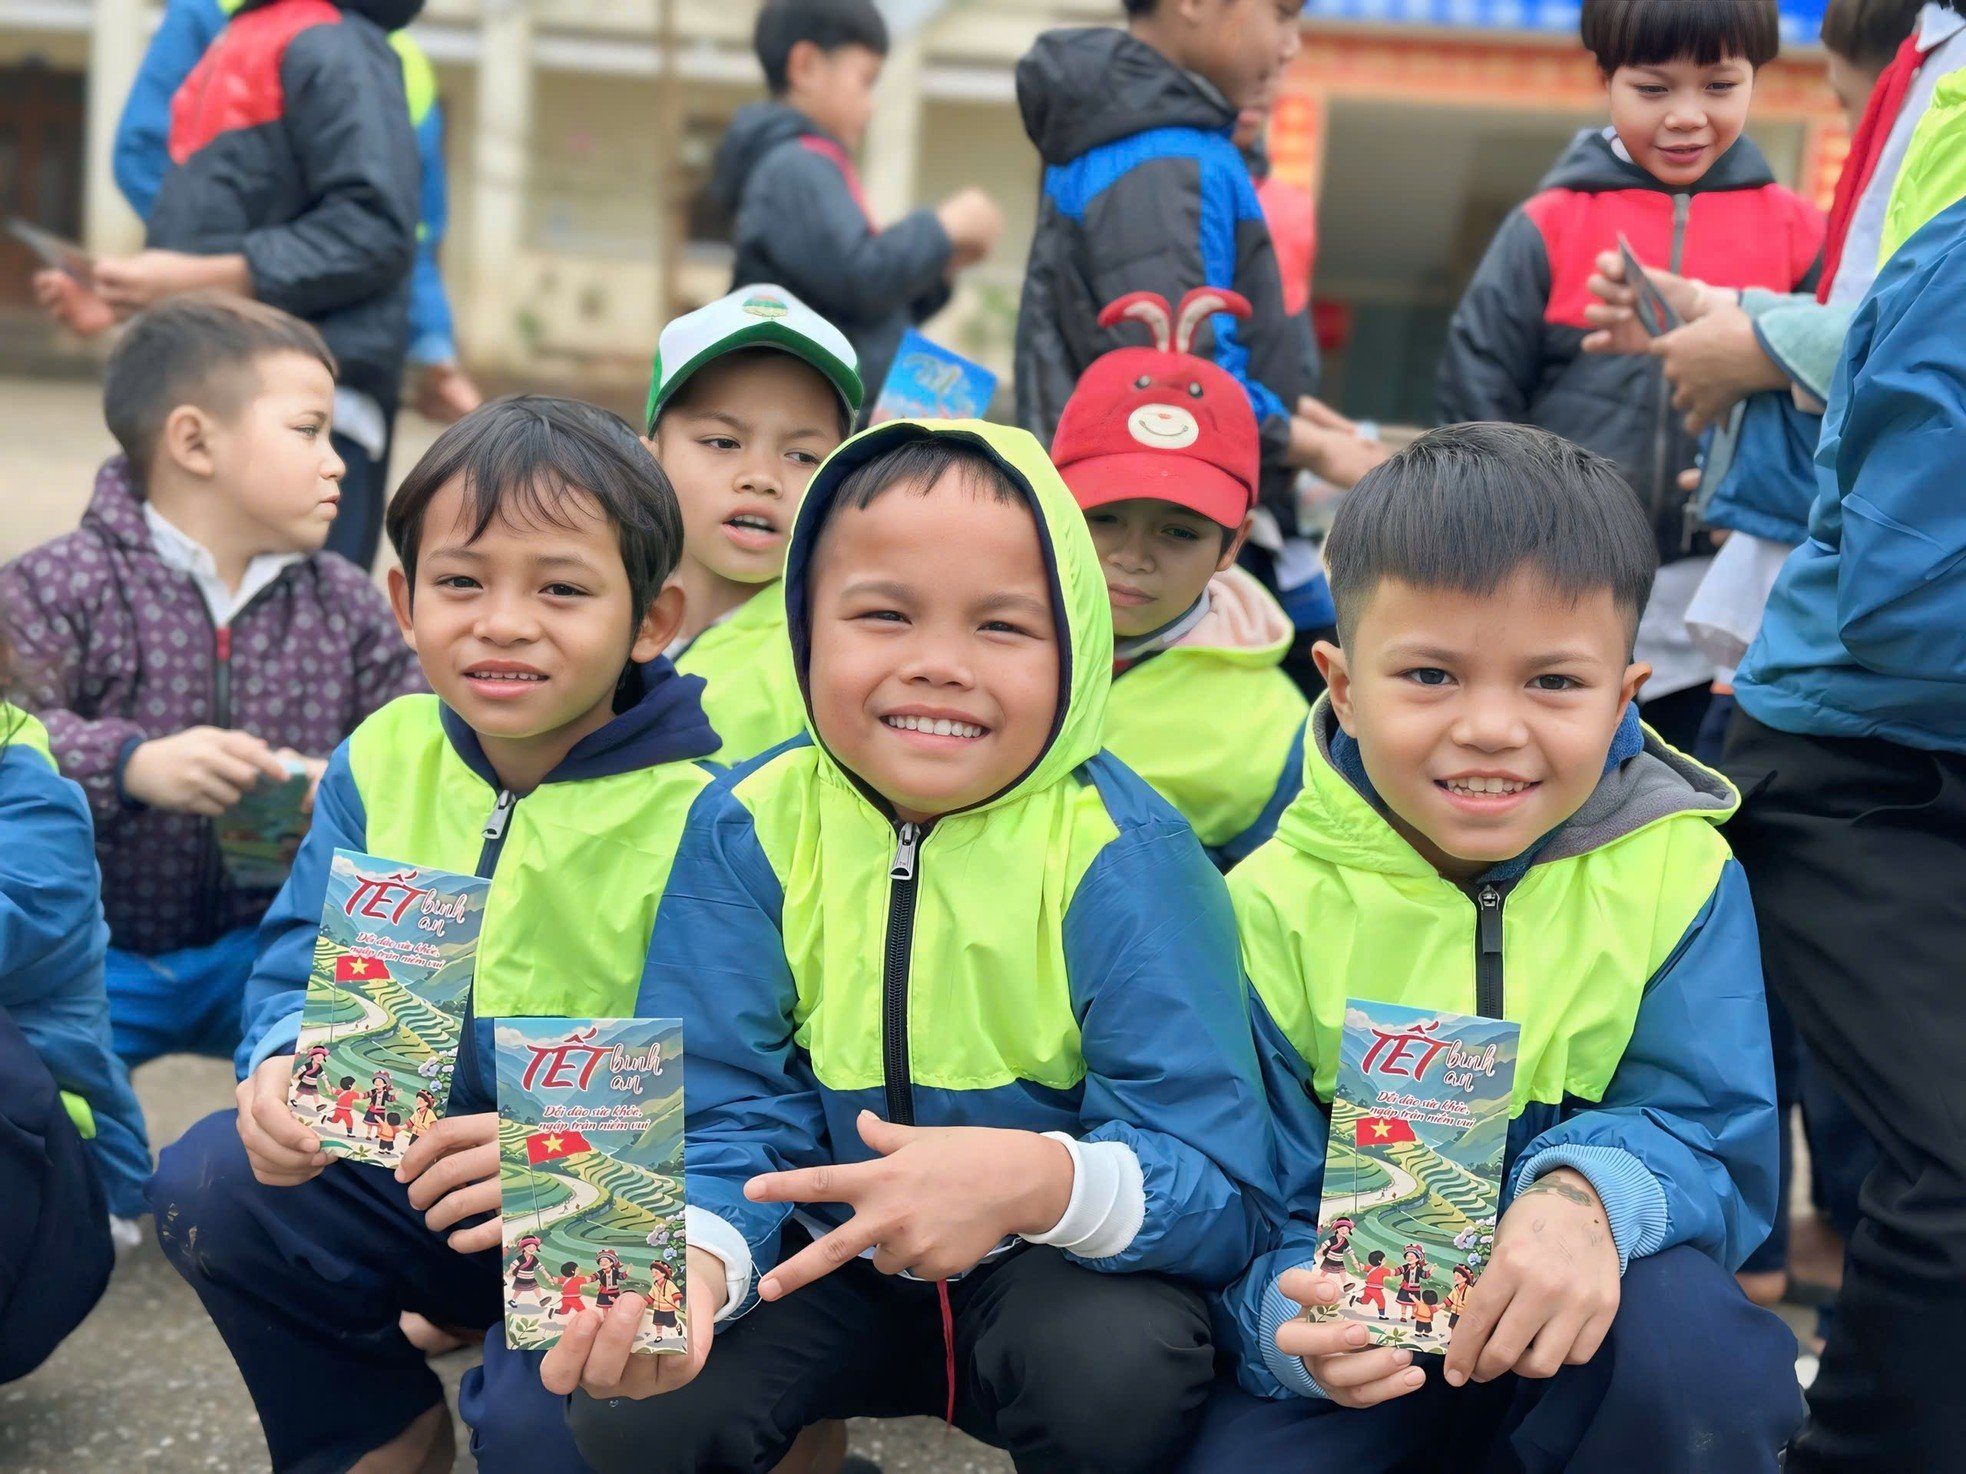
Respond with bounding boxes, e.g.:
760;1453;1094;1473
0;1007;113;1384
1179;1246;1801;1474
324;421;392;573
569;1233;1215;1474
1724;712;1966;1473
150;1110;587;1473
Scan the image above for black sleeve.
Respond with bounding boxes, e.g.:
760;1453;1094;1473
1435;207;1552;427
241;22;420;317
743;145;953;325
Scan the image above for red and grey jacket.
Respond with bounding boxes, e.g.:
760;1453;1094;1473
1436;129;1824;563
146;0;422;404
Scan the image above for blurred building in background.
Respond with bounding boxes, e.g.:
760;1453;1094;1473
1;0;1841;416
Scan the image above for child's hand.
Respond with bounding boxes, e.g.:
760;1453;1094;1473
90;249;250;312
396;1112;502;1254
235;1054;330;1187
1581;249;1714;355
124;727;290;815
539;1245;725;1400
33;269;117;336
274;750;330;814
1274;1267;1427;1409
1443;1168;1620;1388
745;1112;1074;1299
936;188;1003;264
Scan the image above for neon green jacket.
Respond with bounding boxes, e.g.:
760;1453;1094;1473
1105;565;1308;864
1881;71;1966;267
639;420;1284;1311
673;587;807;763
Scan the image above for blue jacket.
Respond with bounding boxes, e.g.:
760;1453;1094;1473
113;0;457;365
0;710;151;1219
1736;193;1966;754
1699;392;1822;547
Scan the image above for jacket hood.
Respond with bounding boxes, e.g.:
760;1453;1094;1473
1017;28;1235;166
711;102;820;214
80;457;155;553
1171;566;1293;662
1537;126;1777;196
782;419;1113;816
1274;698;1736;877
439;659;719;786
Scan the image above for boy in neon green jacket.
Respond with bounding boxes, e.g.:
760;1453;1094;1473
547;419;1284;1474
645;285;862;761
1188;424;1798;1473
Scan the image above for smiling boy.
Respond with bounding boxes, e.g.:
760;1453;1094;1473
151;396;721;1473
1185;424;1800;1473
546;420;1282;1474
1437;0;1824;745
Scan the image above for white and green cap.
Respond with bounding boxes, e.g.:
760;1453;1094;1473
644;284;863;432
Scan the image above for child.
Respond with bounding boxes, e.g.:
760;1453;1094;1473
326;1076;361;1139
509;1235;545;1311
407;1086;438;1142
1445;1262;1475;1334
1413;1289;1440;1340
645;286;863;761
1394;1243;1429;1323
1017;0;1315;540
0;295;424;1077
544;1262;596;1320
1436;0;1824;750
1191;425;1800;1472
1052;288;1309;865
646;1261;682;1332
1352;1251;1392;1322
376;1110;403;1157
549;420;1282;1474
710;0;1002;405
35;0;423;571
363;1069;397;1140
0;660;151;1380
292;1042;329;1115
149;396;721;1473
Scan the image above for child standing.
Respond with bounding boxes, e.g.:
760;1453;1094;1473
710;0;1002;405
150;396;721;1472
1193;425;1800;1473
0;295;423;1076
547;421;1283;1474
1052;288;1308;865
1437;0;1823;750
645;286;862;762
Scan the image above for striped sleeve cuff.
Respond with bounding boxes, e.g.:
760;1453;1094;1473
1025;1132;1145;1262
684;1205;753;1323
1259;1275;1330;1400
1512;1144;1670;1274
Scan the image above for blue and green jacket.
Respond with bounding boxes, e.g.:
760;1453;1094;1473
0;707;151;1219
237;664;719;1107
638;419;1284;1315
1221;701;1778;1400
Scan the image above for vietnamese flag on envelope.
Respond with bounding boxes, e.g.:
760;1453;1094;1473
527;1129;594;1164
1354;1116;1418;1146
335;953;392;984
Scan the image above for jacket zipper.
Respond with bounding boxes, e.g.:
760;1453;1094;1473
213;625;233;728
1474;882;1508;1020
881;821;925;1126
1659;191;1694;549
453;786;517;1111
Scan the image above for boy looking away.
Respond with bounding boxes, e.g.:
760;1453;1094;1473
646;286;862;762
546;422;1282;1474
711;0;1002;406
1052;288;1308;864
150;397;721;1473
1192;425;1801;1471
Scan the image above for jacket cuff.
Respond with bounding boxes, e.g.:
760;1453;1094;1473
406;330;457;367
1259;1274;1330;1400
114;733;148;809
683;1205;753;1323
1512;1144;1669;1274
243;1014;302;1079
1024;1132;1144;1261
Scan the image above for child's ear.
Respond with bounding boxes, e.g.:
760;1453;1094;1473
783;38;824;93
1620;660;1652;709
1216;514;1255;572
386;566;418;648
632;584;687;664
160;404;218;480
1314;639;1356;733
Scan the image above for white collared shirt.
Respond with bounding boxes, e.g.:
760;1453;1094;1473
144;503;303;626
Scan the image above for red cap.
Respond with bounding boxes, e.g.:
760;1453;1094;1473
1051;288;1261;530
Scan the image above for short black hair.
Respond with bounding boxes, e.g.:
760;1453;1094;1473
754;0;888;94
827;437;1022;518
1580;0;1781;72
103;292;336;479
1821;0;1923;68
1120;0;1158;14
1324;423;1658;650
385;395;684;624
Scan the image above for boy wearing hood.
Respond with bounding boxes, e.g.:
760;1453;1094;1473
1190;425;1800;1472
711;0;1003;408
151;398;722;1473
547;421;1283;1474
1436;0;1824;745
1053;288;1308;866
1015;0;1315;537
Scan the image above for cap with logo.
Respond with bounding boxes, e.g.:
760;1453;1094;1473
644;285;864;433
1049;288;1261;530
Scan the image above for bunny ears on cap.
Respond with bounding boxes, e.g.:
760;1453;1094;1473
1098;288;1254;355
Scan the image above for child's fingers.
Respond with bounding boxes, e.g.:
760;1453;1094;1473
757;1216;883;1301
539;1311;602;1397
743;1159;876;1206
424;1177;500;1234
445;1213;503;1256
579;1295;651;1394
252;1088;323;1158
1470;1292;1548;1385
403;1143;498;1210
1566;1308;1615;1369
1328;1362;1427;1409
1442;1275;1509;1387
1303;1345;1412;1392
1275;1266;1342;1312
1514;1306;1590;1380
1273;1315;1369;1363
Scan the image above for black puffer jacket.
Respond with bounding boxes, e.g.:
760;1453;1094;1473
1436;129;1823;563
146;0;421;404
1014;28;1310;530
710;102;953;410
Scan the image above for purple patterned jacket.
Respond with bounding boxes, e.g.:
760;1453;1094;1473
0;457;426;955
